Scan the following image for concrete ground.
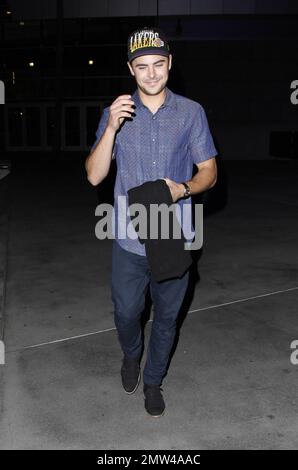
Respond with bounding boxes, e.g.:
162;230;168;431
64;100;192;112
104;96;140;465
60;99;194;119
0;157;298;449
0;169;9;339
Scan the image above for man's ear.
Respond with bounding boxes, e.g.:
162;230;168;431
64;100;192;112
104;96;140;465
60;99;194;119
127;61;135;76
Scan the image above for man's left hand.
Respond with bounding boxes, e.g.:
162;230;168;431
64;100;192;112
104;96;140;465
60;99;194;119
163;178;185;202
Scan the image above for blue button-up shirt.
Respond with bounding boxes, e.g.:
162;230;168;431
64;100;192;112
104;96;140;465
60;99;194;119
92;87;217;256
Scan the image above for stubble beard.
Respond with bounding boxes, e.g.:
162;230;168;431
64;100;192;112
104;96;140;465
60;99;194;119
138;77;168;97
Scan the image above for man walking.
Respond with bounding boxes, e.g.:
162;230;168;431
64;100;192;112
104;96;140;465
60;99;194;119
85;27;217;417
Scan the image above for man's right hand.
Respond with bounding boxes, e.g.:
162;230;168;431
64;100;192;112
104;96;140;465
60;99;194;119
107;95;135;132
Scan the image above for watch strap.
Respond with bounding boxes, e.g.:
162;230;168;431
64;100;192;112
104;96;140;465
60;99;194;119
181;182;191;197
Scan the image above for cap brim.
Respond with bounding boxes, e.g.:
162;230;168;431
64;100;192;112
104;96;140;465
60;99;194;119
129;49;170;63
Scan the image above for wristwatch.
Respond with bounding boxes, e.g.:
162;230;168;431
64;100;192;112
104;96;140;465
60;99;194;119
181;182;191;198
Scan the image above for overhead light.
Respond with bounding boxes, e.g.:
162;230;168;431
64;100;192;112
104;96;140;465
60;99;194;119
29;62;34;67
88;59;94;65
6;11;12;15
19;21;25;26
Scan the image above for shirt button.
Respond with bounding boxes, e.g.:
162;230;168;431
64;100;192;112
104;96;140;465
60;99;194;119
153;116;156;120
152;138;155;142
153;161;156;165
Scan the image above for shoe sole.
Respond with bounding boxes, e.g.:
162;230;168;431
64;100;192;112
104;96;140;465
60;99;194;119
145;409;165;418
123;370;141;395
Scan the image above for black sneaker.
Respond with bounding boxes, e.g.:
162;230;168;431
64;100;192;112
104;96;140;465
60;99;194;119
121;355;141;394
144;384;165;417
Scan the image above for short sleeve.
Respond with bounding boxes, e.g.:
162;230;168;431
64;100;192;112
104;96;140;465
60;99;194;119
90;107;117;159
188;105;217;164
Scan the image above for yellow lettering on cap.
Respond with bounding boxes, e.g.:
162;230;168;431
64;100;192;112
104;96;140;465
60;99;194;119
148;32;154;47
130;37;135;53
143;32;149;47
131;30;163;53
137;33;143;49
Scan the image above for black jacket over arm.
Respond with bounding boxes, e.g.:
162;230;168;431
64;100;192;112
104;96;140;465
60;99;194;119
127;179;192;282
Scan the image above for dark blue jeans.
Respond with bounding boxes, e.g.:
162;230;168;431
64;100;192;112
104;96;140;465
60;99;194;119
111;240;189;385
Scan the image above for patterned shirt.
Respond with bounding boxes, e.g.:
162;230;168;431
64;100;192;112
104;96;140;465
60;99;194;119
91;87;217;256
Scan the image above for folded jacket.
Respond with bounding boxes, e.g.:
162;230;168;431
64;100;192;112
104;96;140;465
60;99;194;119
127;179;192;282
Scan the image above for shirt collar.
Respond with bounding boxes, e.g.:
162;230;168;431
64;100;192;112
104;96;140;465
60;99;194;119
132;87;177;111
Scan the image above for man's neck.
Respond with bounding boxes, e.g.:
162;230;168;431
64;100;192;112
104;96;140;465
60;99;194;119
138;87;167;113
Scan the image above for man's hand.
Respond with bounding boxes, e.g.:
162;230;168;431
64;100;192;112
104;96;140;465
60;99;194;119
107;95;135;132
163;178;185;202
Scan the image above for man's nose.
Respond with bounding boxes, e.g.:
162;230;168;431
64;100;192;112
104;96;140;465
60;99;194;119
147;67;156;78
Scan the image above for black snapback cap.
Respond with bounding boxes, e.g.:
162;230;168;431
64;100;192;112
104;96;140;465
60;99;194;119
127;27;170;63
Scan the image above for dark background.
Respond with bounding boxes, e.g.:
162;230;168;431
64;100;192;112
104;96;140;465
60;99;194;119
0;0;298;162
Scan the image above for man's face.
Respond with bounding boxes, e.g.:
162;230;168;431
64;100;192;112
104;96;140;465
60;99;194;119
127;54;172;96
